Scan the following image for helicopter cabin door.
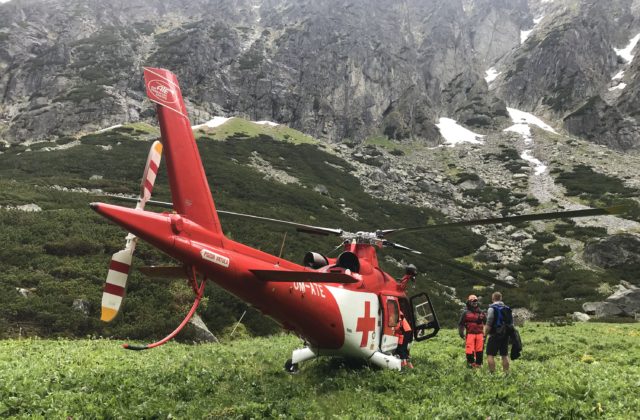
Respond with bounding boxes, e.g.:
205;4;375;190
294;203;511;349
379;295;400;352
410;292;441;341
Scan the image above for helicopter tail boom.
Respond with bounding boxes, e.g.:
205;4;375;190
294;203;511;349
143;67;224;245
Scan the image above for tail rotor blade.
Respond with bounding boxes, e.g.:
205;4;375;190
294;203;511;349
138;140;163;209
102;247;134;322
101;141;163;322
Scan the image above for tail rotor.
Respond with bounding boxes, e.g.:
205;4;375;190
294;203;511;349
101;140;163;322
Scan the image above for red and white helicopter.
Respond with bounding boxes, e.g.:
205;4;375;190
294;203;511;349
91;68;623;372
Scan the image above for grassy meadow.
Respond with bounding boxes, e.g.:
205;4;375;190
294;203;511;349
1;323;639;419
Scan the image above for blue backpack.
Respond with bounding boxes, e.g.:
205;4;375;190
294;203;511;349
490;304;513;336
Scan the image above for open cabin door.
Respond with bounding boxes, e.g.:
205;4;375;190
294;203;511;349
410;292;440;341
379;295;400;352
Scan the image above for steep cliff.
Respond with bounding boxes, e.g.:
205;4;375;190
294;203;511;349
0;0;531;144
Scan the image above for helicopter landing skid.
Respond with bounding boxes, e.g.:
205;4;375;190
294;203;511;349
285;347;317;373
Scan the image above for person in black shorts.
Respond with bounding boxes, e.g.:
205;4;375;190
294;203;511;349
484;291;513;373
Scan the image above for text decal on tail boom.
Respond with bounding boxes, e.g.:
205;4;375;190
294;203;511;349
144;68;187;118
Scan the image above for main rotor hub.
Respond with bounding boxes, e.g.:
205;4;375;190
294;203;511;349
342;231;384;246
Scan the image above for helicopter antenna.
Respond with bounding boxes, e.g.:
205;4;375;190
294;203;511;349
327;240;347;256
278;232;288;258
230;310;247;337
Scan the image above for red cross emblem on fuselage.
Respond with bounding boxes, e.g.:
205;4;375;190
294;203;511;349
356;301;376;347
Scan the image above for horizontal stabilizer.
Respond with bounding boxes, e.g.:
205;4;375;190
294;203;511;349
138;266;187;279
250;269;358;283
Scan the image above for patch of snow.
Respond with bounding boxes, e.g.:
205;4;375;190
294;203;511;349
505;123;532;144
97;124;122;133
504;108;554;177
506;108;556;133
614;33;640;63
521;29;533;44
255;120;279;127
521;150;547;175
485;67;501;83
533;16;544;25
612;70;625;80
192;117;231;130
436;118;484;146
608;83;627;91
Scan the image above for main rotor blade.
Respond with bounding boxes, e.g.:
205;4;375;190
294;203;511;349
250;269;358;283
381;205;627;237
382;240;513;287
383;240;423;255
138;266;187;279
119;196;174;208
101;195;344;236
420;254;516;288
218;210;344;236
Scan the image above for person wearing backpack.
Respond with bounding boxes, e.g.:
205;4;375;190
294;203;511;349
458;294;486;368
484;291;513;373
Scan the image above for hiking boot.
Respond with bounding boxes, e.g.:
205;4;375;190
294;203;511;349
407;362;414;369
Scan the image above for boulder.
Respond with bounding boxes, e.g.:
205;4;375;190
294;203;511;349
583;281;640;318
189;314;219;343
16;287;36;298
582;301;624;318
510;230;532;241
572;312;591;322
313;184;329;196
605;284;640;316
543;256;565;271
583;233;640;269
512;308;534;326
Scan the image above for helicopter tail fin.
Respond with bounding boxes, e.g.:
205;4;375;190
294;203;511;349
143;67;223;244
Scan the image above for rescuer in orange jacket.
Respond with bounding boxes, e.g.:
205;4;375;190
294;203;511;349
458;294;486;368
395;311;413;369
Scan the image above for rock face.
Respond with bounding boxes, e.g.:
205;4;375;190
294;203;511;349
494;2;620;114
2;0;640;150
490;0;640;150
583;234;640;269
0;0;532;145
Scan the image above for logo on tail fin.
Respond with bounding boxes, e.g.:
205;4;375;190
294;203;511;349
144;68;187;118
148;80;178;105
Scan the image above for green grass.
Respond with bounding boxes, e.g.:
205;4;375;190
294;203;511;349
194;117;316;144
1;323;638;418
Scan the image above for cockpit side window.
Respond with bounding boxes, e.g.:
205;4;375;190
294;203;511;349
387;299;399;327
